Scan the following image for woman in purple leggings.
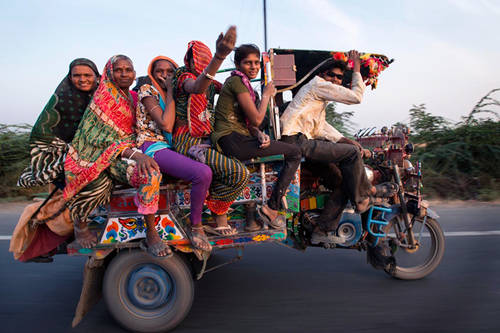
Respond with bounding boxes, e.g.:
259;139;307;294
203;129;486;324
136;56;212;252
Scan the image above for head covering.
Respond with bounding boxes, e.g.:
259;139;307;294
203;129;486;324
30;58;100;144
184;40;212;75
68;58;99;77
63;55;136;199
147;56;179;104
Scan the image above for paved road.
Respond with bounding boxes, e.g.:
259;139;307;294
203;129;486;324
1;203;500;333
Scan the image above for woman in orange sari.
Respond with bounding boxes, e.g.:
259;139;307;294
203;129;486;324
135;55;213;251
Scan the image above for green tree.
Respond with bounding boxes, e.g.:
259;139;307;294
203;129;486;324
408;103;449;142
0;123;41;198
324;102;355;137
408;90;500;200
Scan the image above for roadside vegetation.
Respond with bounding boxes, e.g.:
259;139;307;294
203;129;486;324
1;89;498;201
0;124;44;200
327;88;500;200
408;89;500;200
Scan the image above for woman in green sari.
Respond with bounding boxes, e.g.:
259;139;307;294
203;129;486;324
18;58;99;188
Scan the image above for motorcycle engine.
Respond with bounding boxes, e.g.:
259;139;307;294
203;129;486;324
336;209;363;247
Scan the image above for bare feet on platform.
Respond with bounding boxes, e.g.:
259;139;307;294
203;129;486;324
144;229;172;257
204;214;237;236
74;220;98;248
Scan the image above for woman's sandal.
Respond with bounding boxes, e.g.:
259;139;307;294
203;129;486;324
203;224;237;236
189;226;212;252
140;239;173;258
256;205;286;229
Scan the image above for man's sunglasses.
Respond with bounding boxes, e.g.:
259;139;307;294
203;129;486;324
325;72;344;80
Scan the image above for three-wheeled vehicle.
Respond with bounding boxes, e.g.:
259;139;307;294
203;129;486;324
51;48;444;332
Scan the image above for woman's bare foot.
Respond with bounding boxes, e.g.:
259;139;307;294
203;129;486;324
146;229;171;257
143;214;171;257
74;220;97;248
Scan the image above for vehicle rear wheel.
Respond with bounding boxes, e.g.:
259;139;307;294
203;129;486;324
103;250;194;332
386;216;445;280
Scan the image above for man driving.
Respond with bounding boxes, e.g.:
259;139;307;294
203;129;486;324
280;50;395;248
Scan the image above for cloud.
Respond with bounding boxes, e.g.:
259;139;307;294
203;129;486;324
447;0;500;15
480;0;500;15
295;0;361;43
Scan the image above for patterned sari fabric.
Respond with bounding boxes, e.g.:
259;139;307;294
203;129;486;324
136;56;178;147
172;41;249;215
64;56;161;221
18;58;99;188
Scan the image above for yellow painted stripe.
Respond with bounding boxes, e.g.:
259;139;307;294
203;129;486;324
309;197;317;209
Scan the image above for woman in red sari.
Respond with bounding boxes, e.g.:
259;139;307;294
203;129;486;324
64;55;170;257
172;26;250;236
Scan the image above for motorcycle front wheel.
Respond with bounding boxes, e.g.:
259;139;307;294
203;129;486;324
386;215;445;280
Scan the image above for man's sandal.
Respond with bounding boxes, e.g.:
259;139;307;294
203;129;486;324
256;205;286;229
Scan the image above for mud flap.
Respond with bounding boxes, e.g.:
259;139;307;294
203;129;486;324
72;257;106;328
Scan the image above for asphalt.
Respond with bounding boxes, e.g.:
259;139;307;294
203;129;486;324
1;203;499;333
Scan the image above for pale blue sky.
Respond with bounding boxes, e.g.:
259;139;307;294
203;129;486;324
1;0;499;129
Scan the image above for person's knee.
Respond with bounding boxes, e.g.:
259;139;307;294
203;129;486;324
286;145;302;162
197;164;212;185
343;145;361;162
240;166;250;185
147;170;162;188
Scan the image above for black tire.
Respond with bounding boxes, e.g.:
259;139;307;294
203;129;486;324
103;250;194;332
386;216;445;280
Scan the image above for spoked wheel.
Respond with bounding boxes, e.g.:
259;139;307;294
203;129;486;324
103;250;194;332
385;215;445;280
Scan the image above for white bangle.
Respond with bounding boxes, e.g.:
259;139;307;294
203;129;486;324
202;69;215;80
129;150;138;160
